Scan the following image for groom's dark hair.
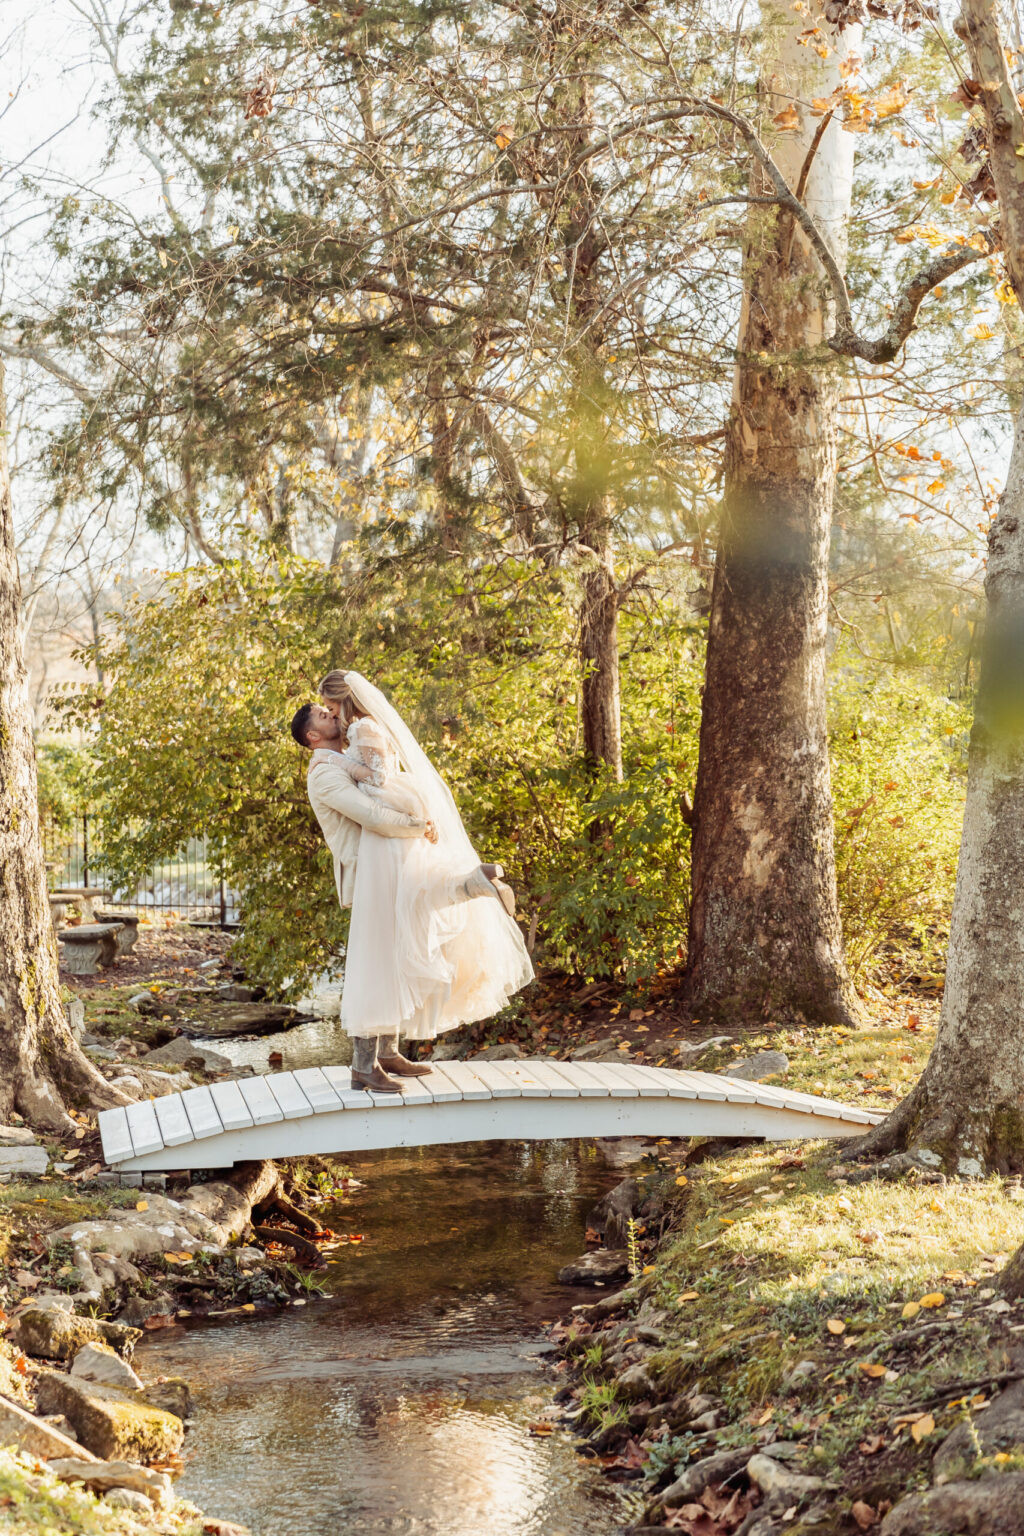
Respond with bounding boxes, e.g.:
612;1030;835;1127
290;703;315;748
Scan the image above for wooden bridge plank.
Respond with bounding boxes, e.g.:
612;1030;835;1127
469;1061;523;1098
499;1062;554;1097
413;1067;461;1103
238;1075;285;1125
575;1062;639;1098
528;1059;580;1097
560;1061;616;1097
125;1099;164;1158
99;1107;134;1165
153;1092;195;1148
638;1065;700;1099
180;1086;223;1141
292;1067;343;1114
546;1061;602;1097
266;1072;313;1120
209;1080;255;1132
613;1063;664;1098
671;1070;728;1102
440;1061;492;1100
321;1065;375;1109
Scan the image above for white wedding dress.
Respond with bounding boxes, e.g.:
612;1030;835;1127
339;674;535;1041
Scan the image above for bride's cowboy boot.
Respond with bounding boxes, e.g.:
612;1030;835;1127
350;1036;403;1094
455;863;516;918
377;1032;433;1079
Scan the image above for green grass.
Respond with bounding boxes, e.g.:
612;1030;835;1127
0;1449;205;1536
632;1015;1024;1508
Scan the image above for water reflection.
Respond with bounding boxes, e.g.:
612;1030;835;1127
140;1141;638;1536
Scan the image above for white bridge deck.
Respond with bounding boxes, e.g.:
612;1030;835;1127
99;1059;884;1171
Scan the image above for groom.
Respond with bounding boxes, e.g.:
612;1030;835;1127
291;701;437;1091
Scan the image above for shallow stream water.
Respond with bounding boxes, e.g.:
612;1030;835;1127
139;1140;641;1536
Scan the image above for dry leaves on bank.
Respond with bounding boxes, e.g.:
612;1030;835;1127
665;1480;759;1533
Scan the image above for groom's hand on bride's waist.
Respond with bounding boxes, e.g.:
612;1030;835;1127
424;819;439;844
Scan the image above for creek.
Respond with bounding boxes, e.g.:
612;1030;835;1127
139;1138;642;1536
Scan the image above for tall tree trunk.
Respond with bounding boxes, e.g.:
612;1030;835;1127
684;0;861;1026
861;0;1024;1174
580;500;622;780
0;366;128;1129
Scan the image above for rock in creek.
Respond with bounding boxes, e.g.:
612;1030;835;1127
11;1308;140;1363
0;1396;98;1463
882;1473;1024;1536
722;1051;790;1082
141;1035;233;1072
34;1370;184;1463
0;1124;40;1146
587;1177;642;1250
70;1343;143;1392
188;1002;297;1037
557;1248;631;1286
0;1145;48;1178
46;1456;173;1509
105;1488;153;1513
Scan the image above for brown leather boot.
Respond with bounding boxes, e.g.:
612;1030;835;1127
351;1064;404;1093
378;1053;433;1078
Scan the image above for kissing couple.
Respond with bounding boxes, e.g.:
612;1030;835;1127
291;670;534;1092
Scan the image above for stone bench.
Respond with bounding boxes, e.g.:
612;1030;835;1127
50;889;112;925
95;911;141;955
59;924;124;976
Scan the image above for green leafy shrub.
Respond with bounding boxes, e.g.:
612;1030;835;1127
829;661;967;980
54;556;967;998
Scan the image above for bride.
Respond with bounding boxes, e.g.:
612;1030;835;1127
318;670;535;1086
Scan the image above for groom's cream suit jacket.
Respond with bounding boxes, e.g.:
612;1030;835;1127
306;746;423;908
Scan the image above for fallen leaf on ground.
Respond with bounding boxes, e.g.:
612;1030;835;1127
902;1301;921;1319
851;1500;878;1529
14;1271;39;1289
910;1413;936;1442
827;1318;846;1335
135;1200;149;1212
859;1434;885;1454
858;1362;886;1378
919;1292;946;1308
677;1291;701;1302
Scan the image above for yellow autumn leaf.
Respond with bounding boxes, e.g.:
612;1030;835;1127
894;229;917;244
675;1175;689;1187
136;1200;149;1212
859;1362;886;1378
910;1413;936;1442
927;480;945;494
494;124;515;149
163;1253;182;1263
827;1318;846;1335
772;104;801;131
919;1292;946;1309
902;1301;921;1319
642;1265;656;1274
157;250;167;269
969;324;995;340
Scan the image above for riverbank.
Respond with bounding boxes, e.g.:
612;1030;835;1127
553;1022;1024;1535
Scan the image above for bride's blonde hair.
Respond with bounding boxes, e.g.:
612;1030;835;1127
318;669;370;730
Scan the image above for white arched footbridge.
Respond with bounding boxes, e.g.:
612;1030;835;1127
99;1059;883;1172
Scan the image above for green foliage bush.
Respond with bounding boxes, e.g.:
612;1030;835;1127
830;661;968;980
55;558;966;998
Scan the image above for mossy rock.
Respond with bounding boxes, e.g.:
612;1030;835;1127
34;1369;184;1463
12;1307;140;1363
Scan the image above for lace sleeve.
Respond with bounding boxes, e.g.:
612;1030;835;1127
349;720;390;788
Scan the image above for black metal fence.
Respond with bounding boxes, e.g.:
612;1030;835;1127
42;809;238;926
